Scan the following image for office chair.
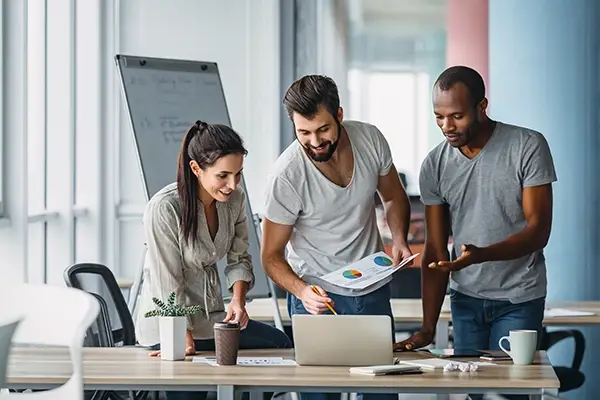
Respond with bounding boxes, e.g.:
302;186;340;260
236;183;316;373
64;263;136;346
64;263;152;400
1;282;99;400
540;327;586;393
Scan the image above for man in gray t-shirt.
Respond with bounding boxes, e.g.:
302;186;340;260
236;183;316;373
261;74;413;400
396;67;557;364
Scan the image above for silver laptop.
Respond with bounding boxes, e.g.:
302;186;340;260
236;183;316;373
292;314;394;366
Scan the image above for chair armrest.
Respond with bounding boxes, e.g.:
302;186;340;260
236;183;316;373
544;329;586;370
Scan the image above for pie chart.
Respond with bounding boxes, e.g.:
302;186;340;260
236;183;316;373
374;255;393;267
342;269;362;279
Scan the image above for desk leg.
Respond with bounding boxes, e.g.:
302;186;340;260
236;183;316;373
435;321;449;348
217;385;235;400
530;388;559;400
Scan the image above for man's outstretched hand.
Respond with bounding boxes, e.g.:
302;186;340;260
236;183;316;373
394;330;434;351
428;244;483;272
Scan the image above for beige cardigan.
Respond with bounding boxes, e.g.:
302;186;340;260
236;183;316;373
134;183;255;346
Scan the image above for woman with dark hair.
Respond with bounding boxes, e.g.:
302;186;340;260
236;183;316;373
134;121;292;399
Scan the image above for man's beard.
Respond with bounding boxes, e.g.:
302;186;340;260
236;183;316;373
302;122;341;162
446;118;479;147
462;119;480;144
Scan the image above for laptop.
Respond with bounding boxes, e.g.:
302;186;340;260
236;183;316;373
292;314;394;366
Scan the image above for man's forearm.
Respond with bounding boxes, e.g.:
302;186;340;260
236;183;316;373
263;254;307;298
481;225;549;262
383;195;411;244
421;246;450;333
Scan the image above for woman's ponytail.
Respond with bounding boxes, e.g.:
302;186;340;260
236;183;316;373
176;122;202;244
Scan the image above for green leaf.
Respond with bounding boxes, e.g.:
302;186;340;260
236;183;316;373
144;291;203;318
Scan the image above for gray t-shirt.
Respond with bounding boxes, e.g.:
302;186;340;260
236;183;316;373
419;122;557;303
264;120;393;296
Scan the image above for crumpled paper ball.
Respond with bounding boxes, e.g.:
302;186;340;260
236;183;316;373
443;362;478;372
443;362;458;372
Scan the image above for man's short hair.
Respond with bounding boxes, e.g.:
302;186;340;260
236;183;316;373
434;66;486;107
283;75;340;120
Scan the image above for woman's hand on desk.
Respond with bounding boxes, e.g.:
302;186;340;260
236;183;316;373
224;297;249;329
394;331;433;352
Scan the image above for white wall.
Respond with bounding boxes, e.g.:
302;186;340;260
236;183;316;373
110;0;281;280
0;0;281;284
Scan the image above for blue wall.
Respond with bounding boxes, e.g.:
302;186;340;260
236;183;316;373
489;0;600;398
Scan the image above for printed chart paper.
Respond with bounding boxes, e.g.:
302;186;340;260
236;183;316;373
321;252;420;290
192;356;297;366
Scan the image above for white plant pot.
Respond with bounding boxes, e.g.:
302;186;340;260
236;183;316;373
158;316;187;361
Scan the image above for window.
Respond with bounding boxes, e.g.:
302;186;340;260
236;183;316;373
0;1;4;218
26;0;48;283
347;69;431;195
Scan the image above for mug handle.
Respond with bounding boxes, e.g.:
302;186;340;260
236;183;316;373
498;336;511;357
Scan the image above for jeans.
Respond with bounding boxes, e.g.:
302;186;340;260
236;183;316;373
450;289;546;400
287;283;396;400
158;319;293;400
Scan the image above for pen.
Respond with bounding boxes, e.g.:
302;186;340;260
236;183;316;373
311;285;338;315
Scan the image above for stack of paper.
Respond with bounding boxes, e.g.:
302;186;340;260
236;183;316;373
544;308;595;318
349;364;421;376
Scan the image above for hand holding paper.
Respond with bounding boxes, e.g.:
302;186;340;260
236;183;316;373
391;242;414;267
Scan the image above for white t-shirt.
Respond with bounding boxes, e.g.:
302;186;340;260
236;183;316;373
263;120;393;296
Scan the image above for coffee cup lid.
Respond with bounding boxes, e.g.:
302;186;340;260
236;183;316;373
214;322;240;329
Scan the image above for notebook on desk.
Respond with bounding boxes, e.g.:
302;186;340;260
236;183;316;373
350;364;423;376
399;358;451;370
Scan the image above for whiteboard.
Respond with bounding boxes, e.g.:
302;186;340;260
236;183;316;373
115;54;271;300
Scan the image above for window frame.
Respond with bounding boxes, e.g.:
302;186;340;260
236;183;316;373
0;1;5;218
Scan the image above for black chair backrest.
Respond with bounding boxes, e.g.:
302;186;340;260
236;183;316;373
83;293;115;348
389;267;422;299
64;263;136;346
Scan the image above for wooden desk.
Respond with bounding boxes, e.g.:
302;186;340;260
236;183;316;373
246;298;600;325
542;301;600;325
117;278;134;289
6;346;559;399
245;298;600;350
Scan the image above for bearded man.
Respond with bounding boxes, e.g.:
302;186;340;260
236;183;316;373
261;74;413;400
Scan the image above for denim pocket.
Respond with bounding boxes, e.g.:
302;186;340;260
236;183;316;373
289;294;309;315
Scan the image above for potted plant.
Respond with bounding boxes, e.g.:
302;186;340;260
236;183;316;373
144;292;201;361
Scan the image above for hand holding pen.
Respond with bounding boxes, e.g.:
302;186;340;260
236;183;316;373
299;284;337;315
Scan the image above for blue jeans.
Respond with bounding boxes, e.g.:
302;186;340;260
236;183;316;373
288;283;396;400
161;319;293;400
450;289;545;400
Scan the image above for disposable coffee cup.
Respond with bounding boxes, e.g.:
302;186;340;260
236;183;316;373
214;322;241;365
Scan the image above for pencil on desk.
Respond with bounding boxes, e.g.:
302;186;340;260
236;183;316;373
311;285;338;315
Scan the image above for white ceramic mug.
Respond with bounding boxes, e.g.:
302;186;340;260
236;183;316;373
498;330;537;365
